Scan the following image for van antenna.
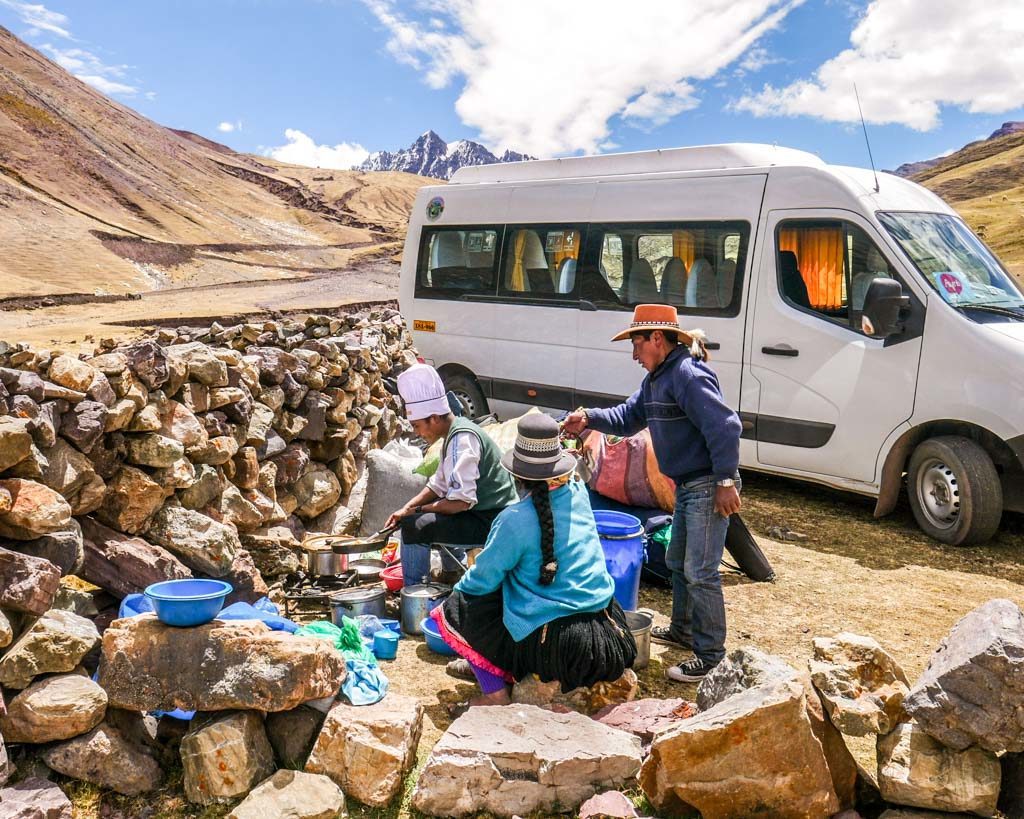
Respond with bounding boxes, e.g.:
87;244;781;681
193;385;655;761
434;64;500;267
854;83;880;193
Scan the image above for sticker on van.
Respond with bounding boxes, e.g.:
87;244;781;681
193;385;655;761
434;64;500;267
426;197;444;220
413;319;436;332
932;271;973;303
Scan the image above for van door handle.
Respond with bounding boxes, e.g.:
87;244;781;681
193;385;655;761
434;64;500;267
704;341;721;351
761;344;799;357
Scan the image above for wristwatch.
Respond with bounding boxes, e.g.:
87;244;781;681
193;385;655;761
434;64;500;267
716;478;736;488
414;505;424;514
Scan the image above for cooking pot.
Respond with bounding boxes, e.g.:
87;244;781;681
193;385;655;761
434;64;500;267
303;543;348;577
349;558;387;582
400;583;451;635
329;585;386;622
624;609;652;670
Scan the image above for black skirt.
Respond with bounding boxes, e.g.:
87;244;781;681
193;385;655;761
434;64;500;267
435;588;637;693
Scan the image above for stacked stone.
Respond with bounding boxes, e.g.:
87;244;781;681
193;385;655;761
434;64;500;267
0;308;416;801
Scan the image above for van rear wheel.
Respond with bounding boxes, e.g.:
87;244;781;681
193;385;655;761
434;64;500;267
907;436;1002;545
443;373;488;419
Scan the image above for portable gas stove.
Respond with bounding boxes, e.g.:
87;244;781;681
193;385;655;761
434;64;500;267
282;570;360;619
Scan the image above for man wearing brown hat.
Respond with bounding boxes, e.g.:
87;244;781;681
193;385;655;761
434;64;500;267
563;304;742;681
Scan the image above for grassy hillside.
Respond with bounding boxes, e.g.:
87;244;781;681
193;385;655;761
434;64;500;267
912;130;1024;281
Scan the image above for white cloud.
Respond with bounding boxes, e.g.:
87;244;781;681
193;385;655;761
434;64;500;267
264;129;370;169
734;0;1024;130
39;43;138;95
76;75;137;96
361;0;805;157
737;46;782;74
0;0;71;38
217;121;242;133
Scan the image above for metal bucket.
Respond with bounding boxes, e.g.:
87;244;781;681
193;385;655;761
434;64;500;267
400;583;450;635
625;610;652;670
329;586;386;622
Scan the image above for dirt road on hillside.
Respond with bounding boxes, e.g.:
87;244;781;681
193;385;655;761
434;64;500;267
0;259;401;351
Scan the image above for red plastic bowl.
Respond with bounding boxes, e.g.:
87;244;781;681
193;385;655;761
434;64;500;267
382;563;404;592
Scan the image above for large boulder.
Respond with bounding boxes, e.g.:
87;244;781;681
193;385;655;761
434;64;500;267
16;520;85;576
809;632;910;736
47;354;99;393
42;720;163;797
35;440;104;516
0;478;73;539
266;706;325;769
412;704;642;818
0;673;107;743
0;609;100;689
0;546;61;614
641;678;839;819
143;506;240;576
59;399;107;452
698;647;859;812
293;465;341;519
95;465;166;534
125;433;185;467
240;526;302;576
227;770;345;819
903;599;1024;753
0;416;33;471
877;721;1000;816
593;698;697;753
79;516;192;598
98;615;346;712
164;342;229;386
180;711;275;805
0;777;73;818
306;694;423;808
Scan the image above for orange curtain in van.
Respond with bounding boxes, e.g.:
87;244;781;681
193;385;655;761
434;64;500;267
510;230;527;291
672;230;696;268
778;227;844;309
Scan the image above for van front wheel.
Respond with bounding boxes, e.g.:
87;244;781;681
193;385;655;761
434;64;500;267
907;436;1002;545
443;373;488;419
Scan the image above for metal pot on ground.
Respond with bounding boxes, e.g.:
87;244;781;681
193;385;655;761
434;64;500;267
329;586;387;622
400;583;451;635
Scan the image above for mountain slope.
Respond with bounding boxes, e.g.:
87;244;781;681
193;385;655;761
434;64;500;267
0;27;429;298
359;130;534;180
908;125;1024;279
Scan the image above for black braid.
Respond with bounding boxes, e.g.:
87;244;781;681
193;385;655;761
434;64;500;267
524;479;558;585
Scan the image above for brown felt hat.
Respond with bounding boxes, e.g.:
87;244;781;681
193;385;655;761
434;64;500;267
611;304;695;344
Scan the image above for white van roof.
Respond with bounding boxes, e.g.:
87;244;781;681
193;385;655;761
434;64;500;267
449;143;827;185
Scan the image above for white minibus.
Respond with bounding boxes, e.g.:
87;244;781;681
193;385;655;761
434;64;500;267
398;143;1024;545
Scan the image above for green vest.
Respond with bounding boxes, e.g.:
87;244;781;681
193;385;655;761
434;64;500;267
443;416;518;511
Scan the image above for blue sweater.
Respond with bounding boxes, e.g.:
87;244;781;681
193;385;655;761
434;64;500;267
586;346;742;483
454;481;615;641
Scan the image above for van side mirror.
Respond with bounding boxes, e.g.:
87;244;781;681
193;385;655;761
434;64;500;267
861;278;910;338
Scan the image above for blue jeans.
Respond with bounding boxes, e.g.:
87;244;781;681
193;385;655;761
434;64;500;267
400;541;466;587
666;475;739;664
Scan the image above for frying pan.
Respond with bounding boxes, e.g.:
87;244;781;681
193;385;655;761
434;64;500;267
303;523;399;556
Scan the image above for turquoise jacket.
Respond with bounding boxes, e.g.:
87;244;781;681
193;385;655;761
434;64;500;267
455;480;615;641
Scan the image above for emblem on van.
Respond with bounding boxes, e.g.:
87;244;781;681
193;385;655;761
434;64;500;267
426;196;445;220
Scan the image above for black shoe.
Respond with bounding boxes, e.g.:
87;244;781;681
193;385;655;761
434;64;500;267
650;625;693;650
666;656;718;682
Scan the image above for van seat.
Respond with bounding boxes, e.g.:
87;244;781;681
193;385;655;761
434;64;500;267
779;250;812;309
685;258;718;307
556;258;577;294
660;257;687;305
627;259;659;304
717;259;737;308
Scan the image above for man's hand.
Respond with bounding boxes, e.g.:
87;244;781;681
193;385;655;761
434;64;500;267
561;410;588;436
384;507;412;531
714;485;742;518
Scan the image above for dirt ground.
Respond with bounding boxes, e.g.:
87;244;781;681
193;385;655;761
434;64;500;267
55;471;1024;818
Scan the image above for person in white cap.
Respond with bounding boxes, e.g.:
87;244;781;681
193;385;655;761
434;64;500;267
386;364;518;586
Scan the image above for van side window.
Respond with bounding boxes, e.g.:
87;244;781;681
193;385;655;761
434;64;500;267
776;220;898;331
416;227;501;298
586;222;749;314
499;225;584;301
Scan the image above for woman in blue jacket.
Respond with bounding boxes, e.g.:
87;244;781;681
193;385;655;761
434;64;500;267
430;413;636;708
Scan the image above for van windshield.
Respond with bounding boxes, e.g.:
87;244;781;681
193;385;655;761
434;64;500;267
878;212;1024;313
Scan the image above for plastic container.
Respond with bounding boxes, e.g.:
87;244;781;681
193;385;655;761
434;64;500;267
372;629;399;660
594;510;645;611
420;617;456;656
144;579;233;627
379;618;401;634
382;563;404;593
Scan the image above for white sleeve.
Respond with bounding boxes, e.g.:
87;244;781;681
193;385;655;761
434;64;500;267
442;432;481;507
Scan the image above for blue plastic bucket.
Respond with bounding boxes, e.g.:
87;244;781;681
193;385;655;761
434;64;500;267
594;510;644;611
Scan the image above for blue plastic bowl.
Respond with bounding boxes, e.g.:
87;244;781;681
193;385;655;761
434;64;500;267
420;617;456;656
144;579;233;627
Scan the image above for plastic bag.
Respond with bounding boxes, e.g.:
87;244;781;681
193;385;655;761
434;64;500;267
295;619;375;664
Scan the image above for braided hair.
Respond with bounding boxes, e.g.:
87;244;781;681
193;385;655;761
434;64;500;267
523;479;558;585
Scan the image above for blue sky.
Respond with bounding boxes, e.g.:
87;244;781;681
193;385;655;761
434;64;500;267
2;0;1022;172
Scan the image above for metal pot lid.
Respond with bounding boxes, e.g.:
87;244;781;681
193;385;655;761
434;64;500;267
401;583;451;598
303;542;333;552
330;586;385;603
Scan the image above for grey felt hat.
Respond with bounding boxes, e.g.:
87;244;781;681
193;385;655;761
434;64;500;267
500;414;577;481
